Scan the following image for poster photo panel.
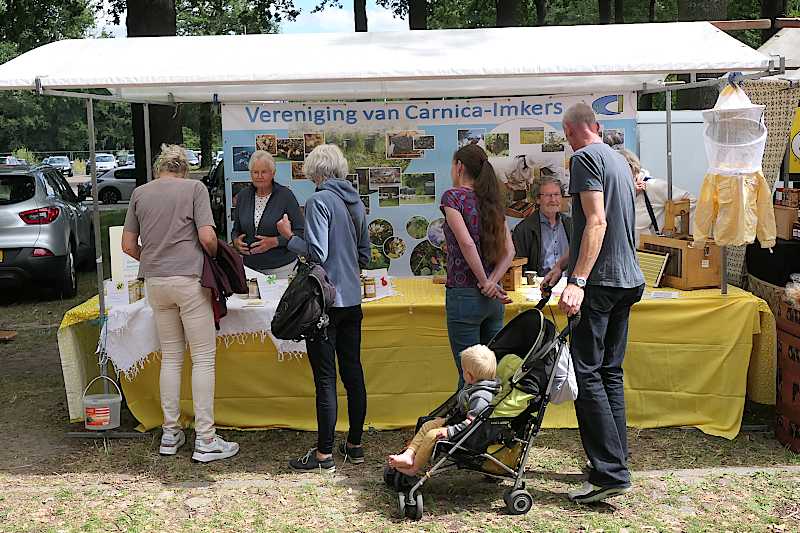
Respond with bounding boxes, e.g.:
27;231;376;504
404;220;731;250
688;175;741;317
222;94;637;276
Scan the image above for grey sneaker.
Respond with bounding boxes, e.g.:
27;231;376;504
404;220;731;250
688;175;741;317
289;448;336;473
159;430;185;456
568;481;631;504
192;435;240;463
337;442;365;464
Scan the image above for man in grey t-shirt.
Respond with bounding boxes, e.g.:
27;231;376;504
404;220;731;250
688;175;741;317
543;103;644;504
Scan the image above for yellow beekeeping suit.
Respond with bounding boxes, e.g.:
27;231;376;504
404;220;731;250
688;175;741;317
692;171;776;248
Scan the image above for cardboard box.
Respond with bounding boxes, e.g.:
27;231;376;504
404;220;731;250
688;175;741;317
639;235;721;290
777;329;800;452
778;297;800;339
775;205;799;241
502;258;528;292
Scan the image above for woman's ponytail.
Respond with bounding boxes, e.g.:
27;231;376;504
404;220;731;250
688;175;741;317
453;144;507;265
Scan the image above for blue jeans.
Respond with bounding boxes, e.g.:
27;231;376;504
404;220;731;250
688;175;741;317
445;287;505;390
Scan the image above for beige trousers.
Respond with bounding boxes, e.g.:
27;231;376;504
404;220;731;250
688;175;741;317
409;418;446;467
145;276;216;440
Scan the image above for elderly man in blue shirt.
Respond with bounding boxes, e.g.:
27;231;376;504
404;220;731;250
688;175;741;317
511;177;573;277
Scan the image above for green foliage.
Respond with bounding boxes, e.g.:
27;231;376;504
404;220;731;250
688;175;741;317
12;146;38;165
182;125;201;149
176;0;282;35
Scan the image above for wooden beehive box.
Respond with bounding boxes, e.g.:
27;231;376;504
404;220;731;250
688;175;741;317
502;258;528;292
639;235;721;290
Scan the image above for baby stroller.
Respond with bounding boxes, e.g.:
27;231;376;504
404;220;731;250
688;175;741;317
384;291;578;520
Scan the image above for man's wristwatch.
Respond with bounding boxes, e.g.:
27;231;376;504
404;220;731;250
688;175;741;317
568;276;587;288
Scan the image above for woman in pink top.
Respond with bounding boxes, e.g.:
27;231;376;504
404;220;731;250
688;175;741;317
441;143;515;389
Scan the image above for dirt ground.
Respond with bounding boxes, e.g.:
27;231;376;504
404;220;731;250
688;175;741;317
1;272;799;532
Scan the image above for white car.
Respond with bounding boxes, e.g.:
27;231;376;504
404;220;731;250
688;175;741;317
87;153;116;175
185;149;200;167
78;165;137;204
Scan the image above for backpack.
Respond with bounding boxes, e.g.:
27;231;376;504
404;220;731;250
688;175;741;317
271;259;337;342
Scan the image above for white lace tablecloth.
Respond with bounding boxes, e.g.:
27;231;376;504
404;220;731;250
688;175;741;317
100;279;306;379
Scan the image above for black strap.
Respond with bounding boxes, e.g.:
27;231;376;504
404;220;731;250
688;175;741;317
642;189;659;234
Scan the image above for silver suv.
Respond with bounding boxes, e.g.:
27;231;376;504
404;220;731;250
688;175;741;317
0;165;94;297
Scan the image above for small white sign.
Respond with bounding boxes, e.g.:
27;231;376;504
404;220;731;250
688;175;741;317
646;291;680;300
109;226;140;282
701;260;710;268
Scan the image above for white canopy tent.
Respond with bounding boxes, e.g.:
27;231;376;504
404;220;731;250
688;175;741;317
0;21;776;102
760;28;800;70
0;22;782;405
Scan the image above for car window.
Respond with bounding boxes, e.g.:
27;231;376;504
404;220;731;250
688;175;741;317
116;168;136;180
43;172;62;199
0;175;36;205
53;172;78;202
97;155;114;162
53;157;69;164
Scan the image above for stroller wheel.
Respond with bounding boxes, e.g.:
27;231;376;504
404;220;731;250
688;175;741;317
504;488;533;515
383;466;396;488
404;492;424;520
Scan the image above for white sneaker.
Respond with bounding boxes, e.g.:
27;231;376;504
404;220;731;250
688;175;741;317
159;430;185;456
192;435;240;463
568;481;631;504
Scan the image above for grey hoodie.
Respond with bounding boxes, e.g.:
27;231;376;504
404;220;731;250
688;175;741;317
287;178;370;307
446;378;501;439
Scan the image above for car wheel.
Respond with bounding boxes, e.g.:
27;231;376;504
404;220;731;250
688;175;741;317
100;188;121;204
58;246;78;299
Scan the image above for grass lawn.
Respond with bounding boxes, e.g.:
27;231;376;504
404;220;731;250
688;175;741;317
0;215;798;531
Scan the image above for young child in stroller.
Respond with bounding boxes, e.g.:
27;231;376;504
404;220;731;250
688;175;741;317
388;345;501;476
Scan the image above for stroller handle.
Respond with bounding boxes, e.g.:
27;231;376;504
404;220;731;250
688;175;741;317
538;283;581;340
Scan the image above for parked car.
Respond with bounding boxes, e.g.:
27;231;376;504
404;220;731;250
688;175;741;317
0;166;94;297
85;153;117;175
46;155;73;177
213;150;223;164
0;155;20;166
77;165;137;204
185;149;200;168
202;157;226;236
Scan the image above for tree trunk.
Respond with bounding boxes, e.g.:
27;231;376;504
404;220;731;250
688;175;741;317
676;0;729;110
677;0;727;22
495;0;521;27
649;0;656;22
614;0;623;23
599;0;611;24
354;0;367;32
127;0;182;186
761;0;787;44
408;0;427;29
199;104;213;171
534;0;547;25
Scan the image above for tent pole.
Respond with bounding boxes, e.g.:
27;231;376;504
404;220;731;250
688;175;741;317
666;89;673;204
86;98;108;394
144;104;153;182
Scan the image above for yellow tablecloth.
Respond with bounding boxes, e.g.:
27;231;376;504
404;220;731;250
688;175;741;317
58;279;776;440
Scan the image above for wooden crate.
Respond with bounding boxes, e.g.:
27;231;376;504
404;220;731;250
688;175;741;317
775;205;799;241
639;235;721;290
777;329;800;453
502;258;528;292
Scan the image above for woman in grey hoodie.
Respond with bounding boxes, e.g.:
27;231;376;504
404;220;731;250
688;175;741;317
276;144;370;473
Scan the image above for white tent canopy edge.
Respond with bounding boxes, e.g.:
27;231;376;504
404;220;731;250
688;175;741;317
0;21;776;102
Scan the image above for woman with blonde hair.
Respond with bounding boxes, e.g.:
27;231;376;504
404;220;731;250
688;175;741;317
231;150;304;278
122;144;239;463
442;143;515;389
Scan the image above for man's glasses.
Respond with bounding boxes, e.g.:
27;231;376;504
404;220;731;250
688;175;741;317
539;193;562;199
